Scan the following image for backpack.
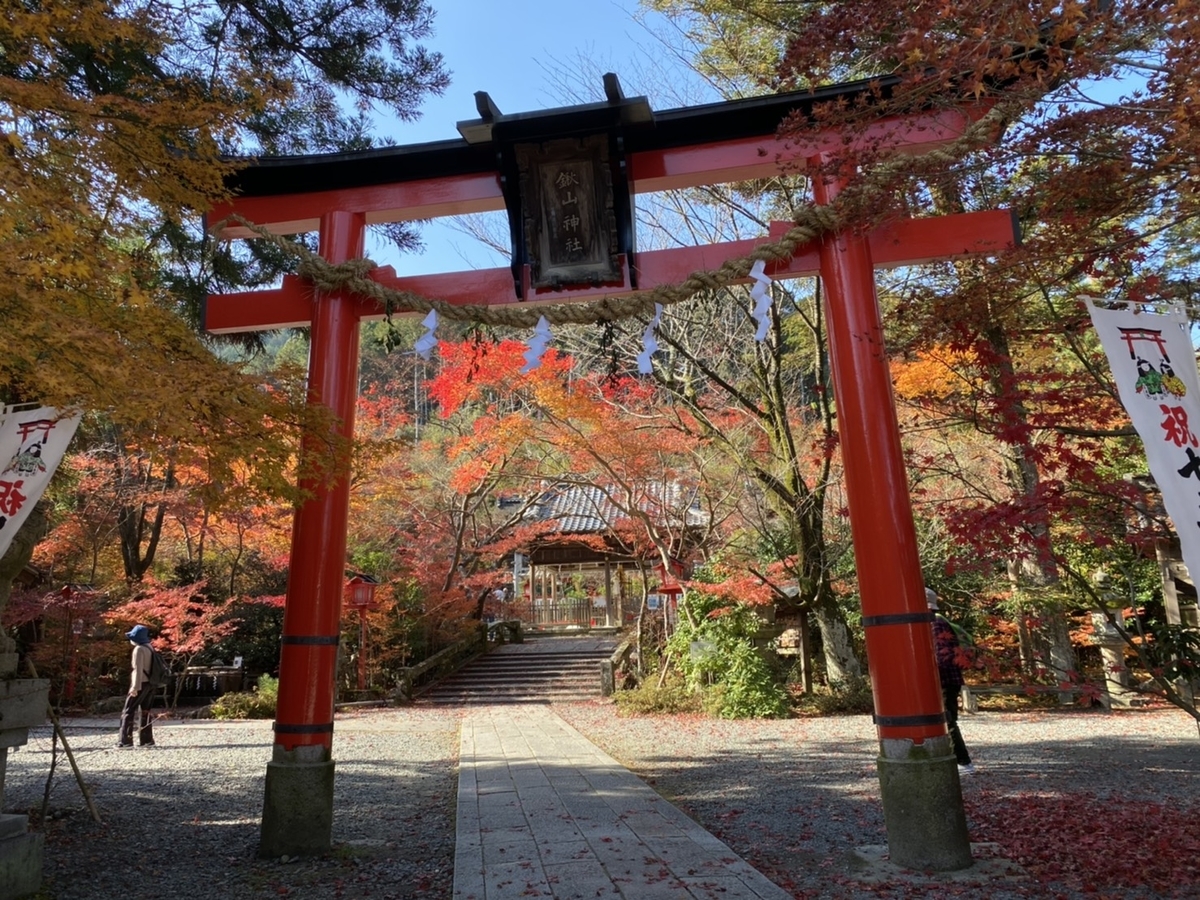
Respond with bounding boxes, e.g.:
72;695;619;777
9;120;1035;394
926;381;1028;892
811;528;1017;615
147;649;172;687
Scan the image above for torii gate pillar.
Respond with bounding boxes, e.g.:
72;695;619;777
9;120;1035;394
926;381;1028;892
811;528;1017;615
259;210;365;859
813;167;971;869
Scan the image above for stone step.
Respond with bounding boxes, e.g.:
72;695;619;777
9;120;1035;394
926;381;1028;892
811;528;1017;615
430;677;599;691
416;641;618;705
453;671;600;682
465;659;608;670
480;657;614;662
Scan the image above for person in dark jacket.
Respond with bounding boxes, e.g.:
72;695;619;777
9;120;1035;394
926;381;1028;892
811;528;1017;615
117;624;156;748
927;588;973;774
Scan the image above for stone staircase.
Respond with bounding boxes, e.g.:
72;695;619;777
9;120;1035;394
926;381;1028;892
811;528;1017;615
416;635;617;705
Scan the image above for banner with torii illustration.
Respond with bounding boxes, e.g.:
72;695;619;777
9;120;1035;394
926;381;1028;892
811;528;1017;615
1086;300;1200;581
0;405;81;560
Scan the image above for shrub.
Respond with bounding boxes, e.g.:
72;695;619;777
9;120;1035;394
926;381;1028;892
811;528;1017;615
665;592;791;719
613;677;704;716
209;674;278;720
797;675;875;716
714;641;791;719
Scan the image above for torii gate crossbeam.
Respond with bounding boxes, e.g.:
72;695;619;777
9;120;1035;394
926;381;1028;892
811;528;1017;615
208;75;1014;871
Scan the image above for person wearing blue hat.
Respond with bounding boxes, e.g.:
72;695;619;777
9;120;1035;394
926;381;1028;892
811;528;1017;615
117;624;156;748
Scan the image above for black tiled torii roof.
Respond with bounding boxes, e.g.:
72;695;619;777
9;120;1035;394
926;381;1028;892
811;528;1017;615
222;73;907;198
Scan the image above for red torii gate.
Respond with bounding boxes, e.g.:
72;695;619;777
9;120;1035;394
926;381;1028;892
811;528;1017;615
207;74;1014;869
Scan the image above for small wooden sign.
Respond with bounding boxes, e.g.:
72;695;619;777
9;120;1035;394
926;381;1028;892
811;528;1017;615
516;134;620;289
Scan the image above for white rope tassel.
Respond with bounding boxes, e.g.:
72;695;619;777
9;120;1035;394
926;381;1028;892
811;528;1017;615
749;259;773;342
637;303;664;374
414;309;439;359
521;315;553;373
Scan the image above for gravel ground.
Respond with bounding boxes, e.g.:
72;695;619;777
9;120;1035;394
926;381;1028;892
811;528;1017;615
4;702;1198;899
3;707;462;900
558;702;1200;900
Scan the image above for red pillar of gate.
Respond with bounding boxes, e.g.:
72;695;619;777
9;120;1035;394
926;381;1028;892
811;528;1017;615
810;167;945;743
274;209;365;750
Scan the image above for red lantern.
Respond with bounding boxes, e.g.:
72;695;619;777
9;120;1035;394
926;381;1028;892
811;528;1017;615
346;575;378;610
345;575;378;691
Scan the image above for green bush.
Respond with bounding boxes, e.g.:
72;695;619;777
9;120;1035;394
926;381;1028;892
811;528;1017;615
209;674;278;720
664;591;791;719
714;641;791;719
613;677;704;716
797;675;875;716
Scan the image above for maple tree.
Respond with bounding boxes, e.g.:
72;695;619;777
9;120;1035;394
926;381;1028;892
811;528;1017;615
327;340;553;669
105;579;238;702
3;583;112;705
631;276;864;684
0;0;448;632
642;0;1200;689
420;336;741;674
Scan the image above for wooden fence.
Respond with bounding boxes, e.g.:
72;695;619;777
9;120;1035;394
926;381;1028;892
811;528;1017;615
514;599;599;628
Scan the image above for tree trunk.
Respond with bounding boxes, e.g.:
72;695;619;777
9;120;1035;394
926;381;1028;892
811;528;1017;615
116;458;175;582
812;591;862;682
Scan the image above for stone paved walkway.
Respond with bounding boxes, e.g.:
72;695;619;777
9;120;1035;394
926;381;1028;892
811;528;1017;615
453;704;792;900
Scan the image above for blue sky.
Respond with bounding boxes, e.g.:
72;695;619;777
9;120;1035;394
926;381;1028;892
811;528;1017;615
372;0;709;274
394;0;657;145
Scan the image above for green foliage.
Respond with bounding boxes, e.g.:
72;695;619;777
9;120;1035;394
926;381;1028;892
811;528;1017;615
612;676;704;716
665;591;790;718
209;674;278;720
713;641;792;718
796;676;875;716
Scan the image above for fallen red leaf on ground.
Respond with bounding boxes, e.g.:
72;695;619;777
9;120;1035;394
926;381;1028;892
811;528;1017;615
966;789;1200;896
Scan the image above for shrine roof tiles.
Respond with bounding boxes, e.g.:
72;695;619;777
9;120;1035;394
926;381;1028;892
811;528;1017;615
523;482;707;536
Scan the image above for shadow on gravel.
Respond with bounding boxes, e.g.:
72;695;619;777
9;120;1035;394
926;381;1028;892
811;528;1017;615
557;705;1199;900
4;719;460;900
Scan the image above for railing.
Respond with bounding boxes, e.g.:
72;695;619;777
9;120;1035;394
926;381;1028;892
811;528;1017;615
516;599;600;629
600;635;637;696
393;619;523;701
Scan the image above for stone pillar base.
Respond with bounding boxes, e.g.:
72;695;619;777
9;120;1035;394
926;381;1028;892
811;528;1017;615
259;743;335;859
0;828;44;899
877;736;973;871
0;681;50;898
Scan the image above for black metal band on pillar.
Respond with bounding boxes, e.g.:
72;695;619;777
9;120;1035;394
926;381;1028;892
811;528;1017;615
861;611;935;628
280;635;341;646
873;713;946;728
273;722;335;734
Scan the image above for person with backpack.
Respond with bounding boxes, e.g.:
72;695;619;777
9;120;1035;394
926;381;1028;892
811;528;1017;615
927;588;974;774
117;624;160;748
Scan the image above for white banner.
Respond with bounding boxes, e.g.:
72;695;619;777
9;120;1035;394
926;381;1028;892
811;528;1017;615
0;405;81;560
1086;300;1200;581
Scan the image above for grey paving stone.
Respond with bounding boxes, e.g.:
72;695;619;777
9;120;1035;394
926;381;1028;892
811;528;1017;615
534;839;593;863
483;859;554;898
542;859;624;898
617;809;693;839
679;874;795;899
526;815;586;845
453;841;486;900
481;834;541;865
647;836;742;875
457;706;789;900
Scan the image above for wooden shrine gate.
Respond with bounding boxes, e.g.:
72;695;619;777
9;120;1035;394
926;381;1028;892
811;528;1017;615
207;73;1015;869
